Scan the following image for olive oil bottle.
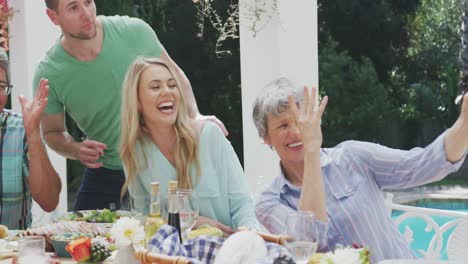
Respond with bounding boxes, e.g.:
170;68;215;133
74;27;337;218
144;182;165;247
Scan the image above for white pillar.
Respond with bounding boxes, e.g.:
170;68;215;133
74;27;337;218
8;0;67;225
239;0;318;196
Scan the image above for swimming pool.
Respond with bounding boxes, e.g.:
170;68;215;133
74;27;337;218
391;199;468;260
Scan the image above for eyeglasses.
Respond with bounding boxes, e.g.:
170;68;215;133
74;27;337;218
0;82;12;96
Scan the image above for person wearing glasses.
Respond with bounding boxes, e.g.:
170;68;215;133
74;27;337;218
253;78;468;263
0;50;61;229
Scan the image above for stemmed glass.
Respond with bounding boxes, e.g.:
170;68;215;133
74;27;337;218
177;189;199;241
126;195;148;225
284;211;319;264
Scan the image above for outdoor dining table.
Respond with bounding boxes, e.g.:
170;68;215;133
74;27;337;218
0;221;291;264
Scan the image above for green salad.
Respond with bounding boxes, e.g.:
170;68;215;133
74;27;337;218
67;209;119;223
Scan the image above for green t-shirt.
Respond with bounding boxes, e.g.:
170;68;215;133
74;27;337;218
33;15;163;169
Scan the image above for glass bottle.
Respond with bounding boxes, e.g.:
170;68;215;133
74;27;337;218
144;182;165;247
167;180;182;243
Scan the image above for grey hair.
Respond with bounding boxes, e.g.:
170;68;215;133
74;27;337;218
252;77;303;139
0;49;9;83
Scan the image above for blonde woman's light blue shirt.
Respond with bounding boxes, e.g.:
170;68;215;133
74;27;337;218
127;122;259;230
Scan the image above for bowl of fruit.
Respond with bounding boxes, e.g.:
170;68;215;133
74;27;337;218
65;236;114;263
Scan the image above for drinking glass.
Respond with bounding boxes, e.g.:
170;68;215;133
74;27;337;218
18;236;46;264
177;189;199;241
126;195;148;225
284;211;319;264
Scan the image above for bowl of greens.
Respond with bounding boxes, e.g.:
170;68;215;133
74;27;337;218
65;209;126;223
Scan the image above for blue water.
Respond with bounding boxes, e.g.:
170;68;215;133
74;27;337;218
391;199;468;260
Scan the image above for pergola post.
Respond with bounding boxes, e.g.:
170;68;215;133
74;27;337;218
239;0;319;196
8;0;67;225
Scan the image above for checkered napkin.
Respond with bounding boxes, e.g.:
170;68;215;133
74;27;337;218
147;225;294;264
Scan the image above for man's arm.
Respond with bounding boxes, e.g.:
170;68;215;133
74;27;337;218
41;111;79;159
41;112;106;168
19;79;61;212
445;93;468;162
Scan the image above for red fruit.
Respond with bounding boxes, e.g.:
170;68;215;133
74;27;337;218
65;237;92;262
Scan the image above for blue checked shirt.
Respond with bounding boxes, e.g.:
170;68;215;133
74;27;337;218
0;110;30;230
148;224;293;264
255;131;465;263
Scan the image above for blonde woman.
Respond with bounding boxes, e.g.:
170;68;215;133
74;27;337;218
120;57;259;233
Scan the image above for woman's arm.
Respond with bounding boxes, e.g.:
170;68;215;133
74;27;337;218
289;87;328;221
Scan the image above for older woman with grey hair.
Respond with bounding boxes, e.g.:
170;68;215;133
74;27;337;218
253;77;468;263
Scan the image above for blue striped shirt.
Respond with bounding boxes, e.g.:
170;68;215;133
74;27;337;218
0;109;30;230
255;131;465;263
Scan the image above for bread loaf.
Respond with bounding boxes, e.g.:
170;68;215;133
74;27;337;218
0;224;8;239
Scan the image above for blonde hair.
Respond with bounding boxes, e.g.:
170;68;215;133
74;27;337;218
120;57;200;197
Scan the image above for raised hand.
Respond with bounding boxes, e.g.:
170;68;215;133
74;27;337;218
288;87;328;151
19;78;49;134
78;139;107;168
443;92;468;163
460;93;468;126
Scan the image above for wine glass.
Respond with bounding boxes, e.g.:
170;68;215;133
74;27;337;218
284;211;319;264
177;189;199;241
125;195;147;225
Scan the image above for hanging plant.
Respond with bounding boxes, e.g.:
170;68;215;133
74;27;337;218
0;0;15;52
193;0;239;56
193;0;279;57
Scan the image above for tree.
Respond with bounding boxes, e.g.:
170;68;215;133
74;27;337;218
319;39;396;147
390;0;463;145
318;0;420;81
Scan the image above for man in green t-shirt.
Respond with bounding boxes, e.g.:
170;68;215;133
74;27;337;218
34;0;226;210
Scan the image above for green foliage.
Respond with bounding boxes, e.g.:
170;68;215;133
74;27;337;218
94;0;136;16
398;0;462;86
318;0;463;152
389;0;463;141
318;0;421;81
319;39;395;147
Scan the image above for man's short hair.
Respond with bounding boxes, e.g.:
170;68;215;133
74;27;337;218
0;49;10;83
45;0;59;10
